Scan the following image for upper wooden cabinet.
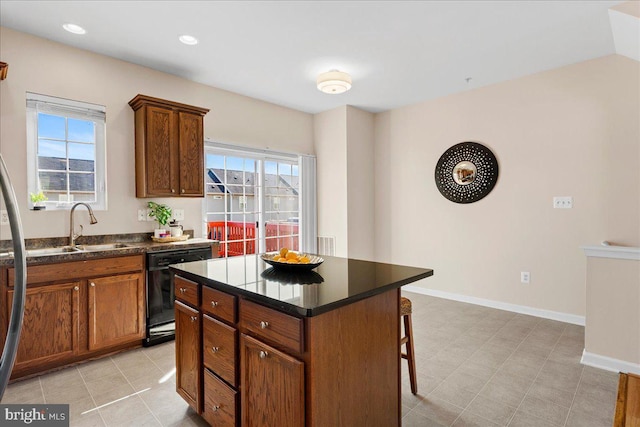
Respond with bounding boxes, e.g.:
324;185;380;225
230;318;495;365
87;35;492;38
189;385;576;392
129;95;209;198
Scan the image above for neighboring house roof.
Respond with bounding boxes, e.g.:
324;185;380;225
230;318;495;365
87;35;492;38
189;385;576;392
206;168;298;196
38;156;95;192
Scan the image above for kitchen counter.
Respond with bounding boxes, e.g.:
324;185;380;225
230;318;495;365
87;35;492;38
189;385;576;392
170;254;434;426
0;232;218;266
170;254;433;317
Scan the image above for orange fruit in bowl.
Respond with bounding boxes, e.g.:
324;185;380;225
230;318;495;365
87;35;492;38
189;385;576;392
279;248;289;257
286;251;298;260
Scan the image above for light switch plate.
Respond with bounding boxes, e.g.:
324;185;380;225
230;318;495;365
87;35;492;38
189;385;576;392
173;209;185;221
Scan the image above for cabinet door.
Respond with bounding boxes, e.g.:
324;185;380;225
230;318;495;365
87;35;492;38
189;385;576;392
7;282;80;373
145;105;179;196
240;334;304;427
175;301;202;413
87;273;144;351
178;111;204;196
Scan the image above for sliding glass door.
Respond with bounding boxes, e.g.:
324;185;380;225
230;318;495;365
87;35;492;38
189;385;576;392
204;144;303;259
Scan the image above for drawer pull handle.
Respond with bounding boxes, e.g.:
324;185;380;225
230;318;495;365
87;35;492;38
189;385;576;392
74;286;79;291
179;288;186;293
260;321;269;329
212;405;220;412
211;301;219;307
190;316;197;322
259;351;268;359
90;282;95;287
211;346;219;353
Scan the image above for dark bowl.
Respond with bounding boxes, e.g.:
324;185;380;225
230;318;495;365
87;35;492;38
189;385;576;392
260;252;324;271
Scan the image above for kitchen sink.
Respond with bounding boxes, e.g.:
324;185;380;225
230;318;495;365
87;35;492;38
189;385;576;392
26;246;82;256
76;243;130;251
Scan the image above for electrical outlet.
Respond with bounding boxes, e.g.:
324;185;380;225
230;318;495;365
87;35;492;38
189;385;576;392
553;196;573;209
0;210;8;226
173;209;185;221
137;209;147;221
521;271;530;284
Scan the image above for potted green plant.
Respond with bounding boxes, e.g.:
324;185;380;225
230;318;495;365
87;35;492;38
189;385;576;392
30;191;48;210
147;201;172;238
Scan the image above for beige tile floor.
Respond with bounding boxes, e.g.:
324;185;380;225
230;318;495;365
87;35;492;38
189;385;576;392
2;291;618;426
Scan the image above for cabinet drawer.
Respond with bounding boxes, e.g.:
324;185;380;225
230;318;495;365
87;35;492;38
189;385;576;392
203;315;237;387
202;286;236;324
239;299;303;355
175;276;199;307
203;369;237;427
8;255;144;287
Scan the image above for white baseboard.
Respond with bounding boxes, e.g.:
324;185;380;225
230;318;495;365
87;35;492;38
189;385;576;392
402;286;585;326
581;350;640;375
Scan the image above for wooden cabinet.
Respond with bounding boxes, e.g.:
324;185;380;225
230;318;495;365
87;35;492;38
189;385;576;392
172;273;402;427
1;255;145;380
175;301;202;413
240;334;304;427
87;273;144;351
129;94;209;198
7;282;80;372
203;369;237;427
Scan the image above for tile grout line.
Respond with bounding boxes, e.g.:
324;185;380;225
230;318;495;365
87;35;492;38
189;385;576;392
448;313;543;426
76;365;109;427
110;350;164;427
504;322;570;427
427;311;527;426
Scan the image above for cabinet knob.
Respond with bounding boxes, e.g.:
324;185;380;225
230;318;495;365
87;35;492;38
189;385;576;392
259;351;268;359
74;286;79;291
211;346;219;353
260;321;269;329
190;316;197;322
179;288;186;293
171;189;176;193
181;189;185;194
90;282;95;287
212;405;220;412
211;301;218;307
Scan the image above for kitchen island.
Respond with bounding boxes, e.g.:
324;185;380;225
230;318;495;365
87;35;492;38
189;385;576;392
170;255;433;427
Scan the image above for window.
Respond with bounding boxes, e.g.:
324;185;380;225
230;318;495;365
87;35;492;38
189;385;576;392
26;93;106;210
203;142;316;261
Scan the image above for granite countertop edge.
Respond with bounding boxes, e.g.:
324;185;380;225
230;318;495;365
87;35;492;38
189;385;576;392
170;264;434;318
0;232;219;266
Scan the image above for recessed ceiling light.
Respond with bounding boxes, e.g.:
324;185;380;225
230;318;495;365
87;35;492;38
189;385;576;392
317;70;352;94
62;23;86;35
179;35;198;45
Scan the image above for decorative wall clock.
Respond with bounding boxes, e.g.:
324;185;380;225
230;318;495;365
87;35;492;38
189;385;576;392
434;142;499;204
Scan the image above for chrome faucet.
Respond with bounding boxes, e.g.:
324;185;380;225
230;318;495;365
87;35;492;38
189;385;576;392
69;202;98;247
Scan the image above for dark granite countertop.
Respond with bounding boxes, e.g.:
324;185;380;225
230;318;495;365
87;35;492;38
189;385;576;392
0;232;219;266
169;255;433;317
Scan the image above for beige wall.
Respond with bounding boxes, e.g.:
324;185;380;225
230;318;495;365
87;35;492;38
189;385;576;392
585;256;640;365
313;107;348;256
0;27;313;239
314;106;375;260
374;55;640;317
346;106;375;260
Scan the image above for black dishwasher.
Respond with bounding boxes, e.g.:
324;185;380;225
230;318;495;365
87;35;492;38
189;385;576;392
145;246;212;346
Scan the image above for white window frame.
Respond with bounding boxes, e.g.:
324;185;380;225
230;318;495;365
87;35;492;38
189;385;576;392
203;140;317;254
26;92;107;210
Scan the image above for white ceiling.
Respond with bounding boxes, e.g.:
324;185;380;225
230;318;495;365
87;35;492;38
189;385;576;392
0;1;625;114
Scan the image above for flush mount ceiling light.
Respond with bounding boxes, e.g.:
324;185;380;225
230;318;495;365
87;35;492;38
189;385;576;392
62;23;86;35
317;70;352;94
179;35;198;45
